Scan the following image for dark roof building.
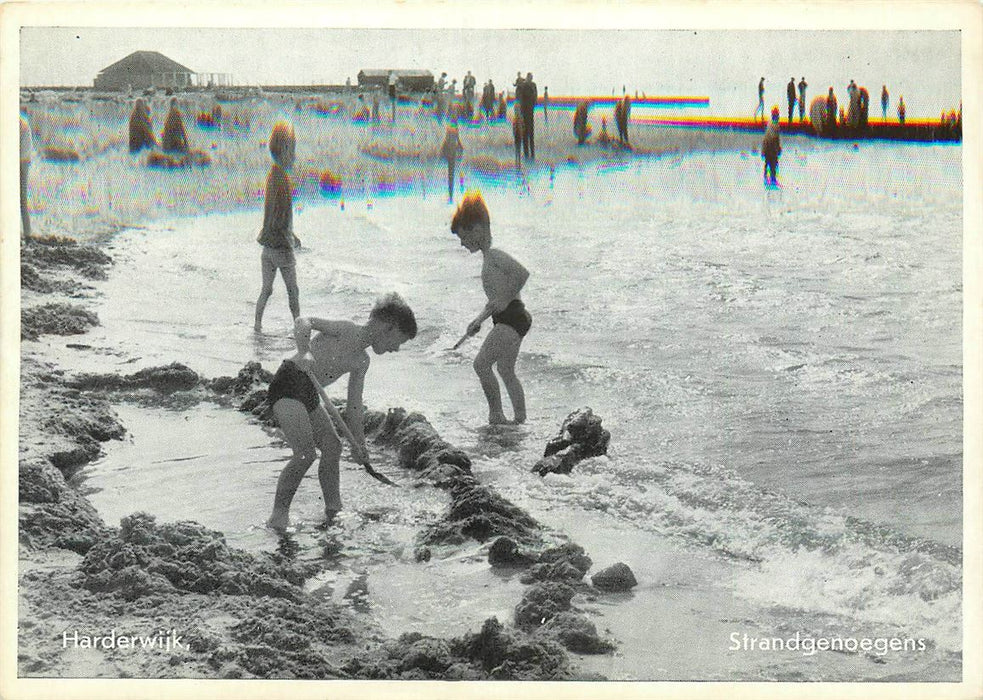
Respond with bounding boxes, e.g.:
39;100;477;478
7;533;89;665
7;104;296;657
357;69;434;92
94;51;196;91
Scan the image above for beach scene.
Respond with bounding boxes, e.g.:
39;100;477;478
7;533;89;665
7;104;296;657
6;13;976;698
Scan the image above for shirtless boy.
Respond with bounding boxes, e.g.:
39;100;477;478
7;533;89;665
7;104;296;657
265;293;417;531
451;191;531;424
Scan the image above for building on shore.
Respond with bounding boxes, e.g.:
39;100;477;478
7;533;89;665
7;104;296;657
356;69;435;92
93;51;232;91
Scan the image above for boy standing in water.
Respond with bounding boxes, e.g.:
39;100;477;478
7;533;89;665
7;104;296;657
266;293;417;531
451;191;531;425
255;121;300;332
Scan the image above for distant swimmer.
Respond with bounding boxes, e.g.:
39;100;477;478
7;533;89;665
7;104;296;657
512;105;524;167
762;106;782;186
440;123;464;202
451;191;531;425
826;87;838;133
755;77;766;121
265;294;417;531
517;72;538;160
798;77;807;121
787;77;797;125
254;122;300;332
897;95;906;125
881;85;889;121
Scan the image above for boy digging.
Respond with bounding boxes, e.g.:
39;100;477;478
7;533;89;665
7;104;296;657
451;191;531;424
266;293;417;531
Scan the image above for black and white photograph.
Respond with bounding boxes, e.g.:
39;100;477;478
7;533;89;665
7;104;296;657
2;1;980;698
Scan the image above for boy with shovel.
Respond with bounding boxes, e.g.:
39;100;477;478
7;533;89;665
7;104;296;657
265;293;417;531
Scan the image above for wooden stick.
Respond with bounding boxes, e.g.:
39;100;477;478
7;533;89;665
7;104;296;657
302;367;399;487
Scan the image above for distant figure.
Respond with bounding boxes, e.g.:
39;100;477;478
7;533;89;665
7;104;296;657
798;77;807;121
463;71;476;112
808;96;829;134
264;295;417;531
573;100;592;145
436;72;448;120
371;91;380;123
825;87;838;133
897;96;906;125
614;95;631;146
450;191;531;425
388;73;398;123
255;122;300;333
161;98;189;154
542;86;549;124
514;71;524;90
881;85;889;121
755;77;765;121
20;114;33;239
517;72;538;160
440;124;464;202
128;98;156;152
481;79;496;120
858;87;870;130
762;106;782;185
512;106;524;166
847;80;860;128
497;92;507;120
786;78;797;125
598;116;611;145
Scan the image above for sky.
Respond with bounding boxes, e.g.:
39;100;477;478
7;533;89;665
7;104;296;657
18;24;963;118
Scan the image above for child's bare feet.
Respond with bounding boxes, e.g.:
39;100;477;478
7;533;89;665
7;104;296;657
488;413;514;425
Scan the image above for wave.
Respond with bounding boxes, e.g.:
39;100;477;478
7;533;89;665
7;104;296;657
517;451;960;652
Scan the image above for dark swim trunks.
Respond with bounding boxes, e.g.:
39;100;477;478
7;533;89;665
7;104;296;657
492;299;532;338
267;360;319;413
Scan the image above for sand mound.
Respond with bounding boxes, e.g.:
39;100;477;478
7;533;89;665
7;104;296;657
69;362;200;394
78;512;316;602
22;236;112;280
343;617;572;680
21;302;98;340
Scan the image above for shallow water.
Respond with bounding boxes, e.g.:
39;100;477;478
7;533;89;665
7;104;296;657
63;139;962;679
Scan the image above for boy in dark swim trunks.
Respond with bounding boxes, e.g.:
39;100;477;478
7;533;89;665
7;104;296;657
451;190;531;424
265;293;417;531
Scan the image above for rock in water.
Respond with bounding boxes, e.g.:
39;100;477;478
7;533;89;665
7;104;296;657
591;562;638;592
532;408;610;476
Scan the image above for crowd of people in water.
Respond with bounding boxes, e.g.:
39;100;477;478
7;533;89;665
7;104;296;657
754;75;962;186
756;75;961;132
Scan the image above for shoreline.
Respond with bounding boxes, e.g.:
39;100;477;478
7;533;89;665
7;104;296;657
17;232;628;681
